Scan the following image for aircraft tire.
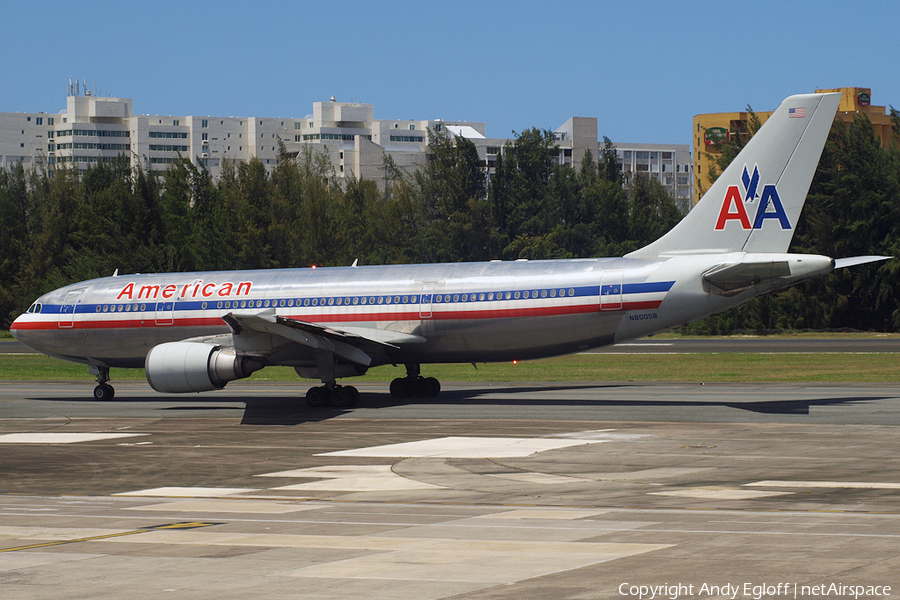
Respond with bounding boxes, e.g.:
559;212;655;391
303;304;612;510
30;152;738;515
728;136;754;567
390;378;411;399
423;377;441;398
328;385;359;408
306;386;327;407
390;377;440;399
93;384;115;401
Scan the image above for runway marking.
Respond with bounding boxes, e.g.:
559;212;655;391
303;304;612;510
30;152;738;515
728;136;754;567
0;432;148;444
124;500;321;514
648;487;793;500
319;435;609;459
0;522;220;553
489;472;580;485
261;465;444;492
592;467;715;481
476;509;608;520
279;540;671;583
745;480;900;490
113;487;259;497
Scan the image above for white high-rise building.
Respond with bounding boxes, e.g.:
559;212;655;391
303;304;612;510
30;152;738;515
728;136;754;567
1;89;692;202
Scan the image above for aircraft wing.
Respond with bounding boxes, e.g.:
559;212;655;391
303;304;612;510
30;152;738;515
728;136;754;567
221;308;426;367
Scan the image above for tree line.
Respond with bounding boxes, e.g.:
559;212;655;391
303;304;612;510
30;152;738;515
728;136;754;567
1;115;898;333
0;129;681;329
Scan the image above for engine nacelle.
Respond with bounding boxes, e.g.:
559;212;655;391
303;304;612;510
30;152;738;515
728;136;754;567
145;341;264;393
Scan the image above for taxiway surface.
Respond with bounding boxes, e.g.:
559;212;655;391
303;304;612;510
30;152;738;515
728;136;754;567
1;381;899;599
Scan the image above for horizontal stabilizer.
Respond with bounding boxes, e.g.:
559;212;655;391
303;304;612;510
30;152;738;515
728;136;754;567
833;255;891;269
702;253;834;296
703;260;791;295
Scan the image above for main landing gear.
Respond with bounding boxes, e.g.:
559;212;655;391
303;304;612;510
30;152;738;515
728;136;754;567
305;384;359;408
90;365;115;400
389;363;440;399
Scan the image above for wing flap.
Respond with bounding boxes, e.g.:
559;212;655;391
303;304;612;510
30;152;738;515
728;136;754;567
221;309;426;366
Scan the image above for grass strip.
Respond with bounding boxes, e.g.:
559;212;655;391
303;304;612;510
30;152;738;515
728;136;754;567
2;352;899;384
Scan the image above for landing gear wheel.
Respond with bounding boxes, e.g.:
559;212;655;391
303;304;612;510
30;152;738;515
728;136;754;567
390;376;440;399
390;377;412;398
305;386;327;407
90;365;113;400
328;385;359;408
93;384;115;401
423;377;440;397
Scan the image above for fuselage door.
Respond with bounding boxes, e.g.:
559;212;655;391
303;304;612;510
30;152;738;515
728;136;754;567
419;283;435;319
58;289;84;328
155;300;175;325
600;271;623;311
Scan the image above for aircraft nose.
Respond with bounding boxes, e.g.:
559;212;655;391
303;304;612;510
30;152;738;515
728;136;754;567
10;313;24;341
10;308;38;349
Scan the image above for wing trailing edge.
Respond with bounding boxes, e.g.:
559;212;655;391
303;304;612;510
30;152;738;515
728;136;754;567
221;308;427;367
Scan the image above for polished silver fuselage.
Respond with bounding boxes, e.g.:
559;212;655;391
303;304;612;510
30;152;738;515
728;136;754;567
13;256;701;369
11;253;825;374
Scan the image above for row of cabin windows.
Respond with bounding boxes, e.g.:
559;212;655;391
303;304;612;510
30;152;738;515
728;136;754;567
89;288;579;314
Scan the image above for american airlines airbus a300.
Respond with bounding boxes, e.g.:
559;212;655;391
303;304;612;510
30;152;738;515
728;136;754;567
10;93;888;406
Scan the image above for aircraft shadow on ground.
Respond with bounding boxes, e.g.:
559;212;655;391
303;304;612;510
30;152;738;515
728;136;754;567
29;386;890;425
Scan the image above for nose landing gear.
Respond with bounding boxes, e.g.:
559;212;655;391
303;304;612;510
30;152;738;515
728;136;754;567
90;365;115;400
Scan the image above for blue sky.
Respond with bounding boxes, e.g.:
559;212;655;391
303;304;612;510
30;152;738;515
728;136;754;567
3;0;898;145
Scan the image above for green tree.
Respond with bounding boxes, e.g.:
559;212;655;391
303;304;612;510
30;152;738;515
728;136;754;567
416;129;491;262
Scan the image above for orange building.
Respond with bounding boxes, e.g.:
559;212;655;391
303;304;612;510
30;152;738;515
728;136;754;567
692;87;897;204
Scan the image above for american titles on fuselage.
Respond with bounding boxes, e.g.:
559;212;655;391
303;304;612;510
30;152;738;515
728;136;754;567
116;280;253;301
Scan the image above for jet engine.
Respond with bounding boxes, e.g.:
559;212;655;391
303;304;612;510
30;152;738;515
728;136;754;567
145;341;264;393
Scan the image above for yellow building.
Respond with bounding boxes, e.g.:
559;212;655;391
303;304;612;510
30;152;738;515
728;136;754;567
692;87;898;204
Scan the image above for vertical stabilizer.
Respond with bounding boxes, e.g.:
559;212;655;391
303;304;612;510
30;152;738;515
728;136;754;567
627;93;840;257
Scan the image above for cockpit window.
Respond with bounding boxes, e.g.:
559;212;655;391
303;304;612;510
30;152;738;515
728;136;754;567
26;303;42;314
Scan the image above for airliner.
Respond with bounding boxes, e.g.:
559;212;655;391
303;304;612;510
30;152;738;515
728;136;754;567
10;93;888;406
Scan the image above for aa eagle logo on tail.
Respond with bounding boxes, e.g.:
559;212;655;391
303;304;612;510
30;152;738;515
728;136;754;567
715;165;791;231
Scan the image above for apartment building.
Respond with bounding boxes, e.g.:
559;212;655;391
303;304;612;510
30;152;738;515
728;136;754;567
1;90;692;202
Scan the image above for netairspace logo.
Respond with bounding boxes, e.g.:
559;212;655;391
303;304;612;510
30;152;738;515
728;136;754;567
617;581;891;599
715;164;791;231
